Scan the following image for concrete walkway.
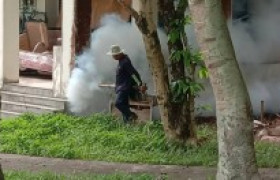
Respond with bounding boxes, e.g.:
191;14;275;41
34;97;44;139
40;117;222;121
1;154;280;179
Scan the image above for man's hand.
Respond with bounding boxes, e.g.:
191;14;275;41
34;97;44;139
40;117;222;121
139;84;147;93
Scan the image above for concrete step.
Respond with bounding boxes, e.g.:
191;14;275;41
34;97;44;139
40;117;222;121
1;91;66;109
2;84;53;97
1;101;62;114
0;110;21;119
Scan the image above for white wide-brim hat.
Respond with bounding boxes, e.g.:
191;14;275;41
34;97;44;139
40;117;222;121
106;45;125;55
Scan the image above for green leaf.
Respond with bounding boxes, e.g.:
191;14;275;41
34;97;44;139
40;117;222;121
183;50;192;67
184;16;192;25
200;105;212;111
171;79;190;101
191;52;203;63
198;67;209;79
171;81;181;98
168;30;180;44
176;52;182;62
189;82;204;95
170;50;183;62
181;82;189;94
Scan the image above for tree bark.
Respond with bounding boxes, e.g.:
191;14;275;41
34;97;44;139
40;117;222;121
158;0;196;141
188;0;259;179
137;1;173;140
118;0;176;139
118;0;198;142
0;164;4;180
158;0;186;80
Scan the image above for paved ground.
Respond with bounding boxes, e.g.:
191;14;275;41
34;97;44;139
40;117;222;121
1;154;280;179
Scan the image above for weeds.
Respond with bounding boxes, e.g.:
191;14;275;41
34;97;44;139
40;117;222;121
0;113;279;167
4;171;154;180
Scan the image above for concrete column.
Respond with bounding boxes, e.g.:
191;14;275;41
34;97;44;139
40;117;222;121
52;46;63;97
0;0;19;88
61;0;75;96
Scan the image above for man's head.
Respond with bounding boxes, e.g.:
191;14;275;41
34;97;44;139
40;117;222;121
107;45;125;60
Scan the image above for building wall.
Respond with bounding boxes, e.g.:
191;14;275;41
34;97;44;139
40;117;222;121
91;0;132;30
0;0;19;86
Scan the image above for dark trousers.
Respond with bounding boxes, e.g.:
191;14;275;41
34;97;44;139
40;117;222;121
115;90;132;123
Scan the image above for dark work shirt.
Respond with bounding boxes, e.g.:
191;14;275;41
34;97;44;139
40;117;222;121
115;55;142;92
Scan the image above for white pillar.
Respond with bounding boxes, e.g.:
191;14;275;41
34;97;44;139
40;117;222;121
61;0;75;96
0;0;19;87
52;46;63;97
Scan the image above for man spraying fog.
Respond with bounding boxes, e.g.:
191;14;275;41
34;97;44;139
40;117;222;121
107;45;146;123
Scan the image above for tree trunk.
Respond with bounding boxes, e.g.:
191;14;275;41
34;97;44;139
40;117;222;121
118;0;175;139
158;0;196;141
188;64;196;139
143;34;171;127
136;0;195;142
0;164;4;180
118;0;195;142
136;0;172;139
188;0;259;179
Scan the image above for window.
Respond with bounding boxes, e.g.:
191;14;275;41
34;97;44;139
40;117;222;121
20;0;37;9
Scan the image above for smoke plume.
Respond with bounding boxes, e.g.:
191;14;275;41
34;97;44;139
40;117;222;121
190;0;280;115
67;15;167;116
229;0;280;114
68;1;280;117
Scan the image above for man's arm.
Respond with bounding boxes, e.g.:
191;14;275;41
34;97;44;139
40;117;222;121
124;61;142;86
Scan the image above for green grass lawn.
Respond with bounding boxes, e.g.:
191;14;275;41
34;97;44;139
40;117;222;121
4;171;155;180
0;113;280;167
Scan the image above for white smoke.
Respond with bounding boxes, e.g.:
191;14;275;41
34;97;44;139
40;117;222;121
229;0;280;114
68;1;280;117
189;0;280;115
67;15;167;116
